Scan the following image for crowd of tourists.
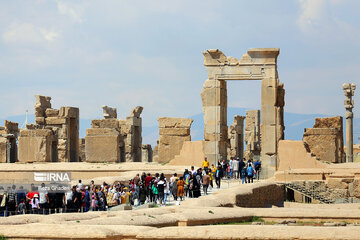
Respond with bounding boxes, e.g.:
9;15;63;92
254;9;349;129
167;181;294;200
0;158;261;216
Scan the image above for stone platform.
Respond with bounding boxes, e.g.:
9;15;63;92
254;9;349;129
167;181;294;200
1;182;360;239
0;162;188;185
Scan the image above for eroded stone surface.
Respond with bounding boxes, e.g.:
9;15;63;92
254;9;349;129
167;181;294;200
157;117;193;163
85;106;145;163
303;116;343;163
18;95;79;162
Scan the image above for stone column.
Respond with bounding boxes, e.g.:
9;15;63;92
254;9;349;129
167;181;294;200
343;83;356;162
228;115;245;160
245;110;261;159
201;78;228;165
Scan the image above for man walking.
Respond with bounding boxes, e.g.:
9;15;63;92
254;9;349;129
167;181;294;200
215;166;222;188
247;164;255;183
232;158;239;179
202;157;210;172
202;171;210;195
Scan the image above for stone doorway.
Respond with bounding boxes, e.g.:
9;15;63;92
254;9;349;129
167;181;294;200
201;48;285;178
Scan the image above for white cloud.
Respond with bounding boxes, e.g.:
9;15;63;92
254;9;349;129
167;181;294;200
2;22;60;45
57;1;83;23
297;0;360;40
40;28;60;41
297;0;326;32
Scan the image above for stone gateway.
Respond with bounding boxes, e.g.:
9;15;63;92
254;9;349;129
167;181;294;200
201;48;285;178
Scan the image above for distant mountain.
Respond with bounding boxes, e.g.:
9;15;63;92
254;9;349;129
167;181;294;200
1;108;359;147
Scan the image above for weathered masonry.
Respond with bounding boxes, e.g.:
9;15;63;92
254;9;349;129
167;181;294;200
85;106;145;163
0;121;18;163
18;95;79;162
201;48;285;177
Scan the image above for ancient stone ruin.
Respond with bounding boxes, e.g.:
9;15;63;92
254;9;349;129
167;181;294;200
0;121;18;163
227;115;245;160
126;106;143;162
244;110;261;160
85;106;145;162
303;116;344;163
156;117;193;163
18;95;79;162
102;105;117;119
343;83;356;162
141;144;152;162
201;48;285;178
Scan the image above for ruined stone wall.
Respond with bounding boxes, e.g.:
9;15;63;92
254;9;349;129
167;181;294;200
86;114;123;163
85;106;144;163
0;121;19;163
157;117;193;163
85;127;120;163
18;129;54;162
18;95;80;162
303;116;344;163
0;137;6;163
244;110;261;159
168;141;205;167
228;115;245;159
79;138;86;162
125;106;143;162
277;140;326;171
141;144;152;162
152;144;159;163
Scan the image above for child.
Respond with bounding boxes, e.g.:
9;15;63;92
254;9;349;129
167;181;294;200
17;199;26;214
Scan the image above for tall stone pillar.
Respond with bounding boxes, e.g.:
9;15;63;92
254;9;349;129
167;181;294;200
343;83;356;162
228;115;245;160
201;78;228;165
245;110;261;159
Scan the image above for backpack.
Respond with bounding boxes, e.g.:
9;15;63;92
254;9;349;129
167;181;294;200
152;185;158;195
247;167;254;176
185;175;190;185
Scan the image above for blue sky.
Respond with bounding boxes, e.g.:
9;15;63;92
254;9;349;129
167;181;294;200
0;0;359;128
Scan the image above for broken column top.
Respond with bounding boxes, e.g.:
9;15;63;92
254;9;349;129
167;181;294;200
35;95;51;109
232;115;245;125
313;116;343;130
129;106;143;117
4;120;18;132
203;48;280;66
158;117;193;128
102;105;117;119
343;83;356;93
343;83;356;109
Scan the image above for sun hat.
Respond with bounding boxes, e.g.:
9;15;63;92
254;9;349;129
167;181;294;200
34;194;39;198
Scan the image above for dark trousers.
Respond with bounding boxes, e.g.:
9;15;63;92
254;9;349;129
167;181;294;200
158;192;164;203
215;177;221;188
203;184;209;195
247;176;253;183
66;200;73;212
39;203;48;214
7;201;16;215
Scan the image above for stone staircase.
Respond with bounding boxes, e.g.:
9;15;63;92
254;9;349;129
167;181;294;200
285;181;344;204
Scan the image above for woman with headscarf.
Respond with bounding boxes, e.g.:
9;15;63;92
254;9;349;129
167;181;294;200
172;178;178;201
177;177;185;201
31;194;40;214
192;176;201;198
